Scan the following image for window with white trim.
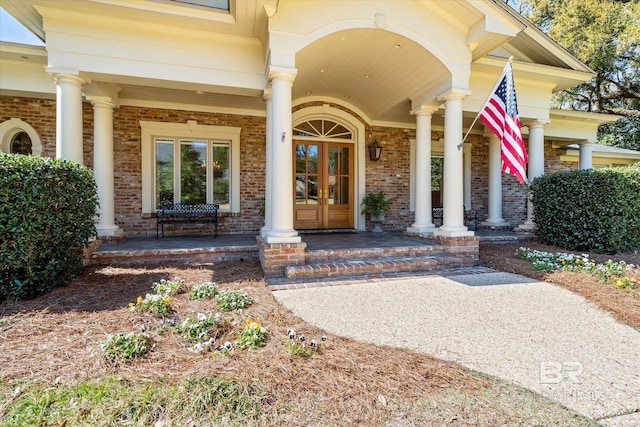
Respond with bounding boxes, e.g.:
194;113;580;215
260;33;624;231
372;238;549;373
140;120;240;214
155;138;231;209
0;118;42;156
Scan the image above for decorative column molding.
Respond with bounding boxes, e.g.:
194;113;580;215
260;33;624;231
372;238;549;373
264;68;301;244
88;96;123;238
481;132;509;227
260;88;273;238
434;92;474;237
579;143;594;170
518;119;546;230
47;69;86;164
407;105;438;234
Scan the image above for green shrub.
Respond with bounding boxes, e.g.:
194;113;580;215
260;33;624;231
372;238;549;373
531;164;640;253
0;154;98;300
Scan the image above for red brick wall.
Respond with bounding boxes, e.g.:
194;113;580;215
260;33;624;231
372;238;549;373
6;95;574;236
112;106;267;236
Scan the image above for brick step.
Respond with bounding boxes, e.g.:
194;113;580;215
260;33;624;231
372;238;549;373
305;245;444;263
90;246;258;266
285;255;476;280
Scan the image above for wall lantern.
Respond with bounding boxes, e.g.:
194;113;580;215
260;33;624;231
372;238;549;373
368;140;383;161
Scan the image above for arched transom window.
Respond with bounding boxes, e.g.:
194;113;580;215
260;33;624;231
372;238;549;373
293;119;353;139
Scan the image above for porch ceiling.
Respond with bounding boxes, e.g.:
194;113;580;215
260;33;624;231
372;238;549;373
293;28;449;124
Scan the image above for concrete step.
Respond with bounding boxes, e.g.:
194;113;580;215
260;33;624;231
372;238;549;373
304;245;444;264
285;255;476;280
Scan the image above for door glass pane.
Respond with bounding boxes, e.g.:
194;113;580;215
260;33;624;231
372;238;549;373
180;141;207;203
296;145;307;173
327;176;350;205
339;147;350;174
307;145;318;174
212;144;229;209
155;139;174;208
295;175;306;204
308;176;318;204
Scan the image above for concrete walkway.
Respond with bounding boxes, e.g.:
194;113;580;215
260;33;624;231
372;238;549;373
272;270;640;426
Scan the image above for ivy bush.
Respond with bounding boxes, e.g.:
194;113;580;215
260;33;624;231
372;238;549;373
531;164;640;254
0;154;98;300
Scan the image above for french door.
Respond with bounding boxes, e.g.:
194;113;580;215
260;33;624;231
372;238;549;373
294;141;354;229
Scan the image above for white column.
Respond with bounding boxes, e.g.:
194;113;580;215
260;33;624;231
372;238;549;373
407;106;437;234
88;96;122;237
265;69;301;244
481;133;509;227
48;70;85;164
463;142;472;210
261;89;273;238
519;120;545;230
435;92;474;237
579;143;594;170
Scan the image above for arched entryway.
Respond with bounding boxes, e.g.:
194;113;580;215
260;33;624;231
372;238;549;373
292;105;366;231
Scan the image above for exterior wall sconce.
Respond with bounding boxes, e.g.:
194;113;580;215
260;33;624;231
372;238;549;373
368;140;382;161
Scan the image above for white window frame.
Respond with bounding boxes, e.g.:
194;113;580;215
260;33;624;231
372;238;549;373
141;120;240;214
0;118;42;156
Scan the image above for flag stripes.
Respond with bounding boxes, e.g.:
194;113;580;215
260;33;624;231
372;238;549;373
479;61;528;183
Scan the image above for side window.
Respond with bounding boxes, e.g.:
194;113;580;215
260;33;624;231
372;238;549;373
0;119;42;156
10;132;32;155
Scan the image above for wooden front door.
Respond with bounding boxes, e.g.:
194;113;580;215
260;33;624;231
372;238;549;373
294;141;354;229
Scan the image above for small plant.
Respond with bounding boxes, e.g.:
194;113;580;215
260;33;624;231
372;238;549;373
190;282;219;300
177;313;221;343
613;276;640;290
284;328;327;357
190;338;217;354
216;289;252;312
128;294;172;316
361;191;395;217
153;278;187;296
235;318;267;350
101;332;148;361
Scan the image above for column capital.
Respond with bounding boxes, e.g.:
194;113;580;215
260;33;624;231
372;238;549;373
437;89;471;102
45;68;89;86
263;87;272;102
86;96;115;109
525;119;549;129
268;67;297;84
411;104;439;117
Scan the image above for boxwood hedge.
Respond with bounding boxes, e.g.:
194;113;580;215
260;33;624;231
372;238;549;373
531;163;640;254
0;153;98;300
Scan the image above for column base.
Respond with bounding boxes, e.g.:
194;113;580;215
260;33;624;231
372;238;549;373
406;225;437;235
97;225;124;238
516;221;535;231
434;225;475;238
263;229;301;244
480;220;511;230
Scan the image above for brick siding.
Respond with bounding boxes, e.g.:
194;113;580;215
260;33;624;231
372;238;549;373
2;95;582;237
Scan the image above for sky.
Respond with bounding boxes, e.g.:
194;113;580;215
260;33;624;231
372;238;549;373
0;7;44;46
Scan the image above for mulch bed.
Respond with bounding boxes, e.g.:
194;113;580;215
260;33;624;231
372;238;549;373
0;260;485;425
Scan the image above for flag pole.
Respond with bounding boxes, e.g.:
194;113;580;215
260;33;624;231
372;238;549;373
458;56;514;150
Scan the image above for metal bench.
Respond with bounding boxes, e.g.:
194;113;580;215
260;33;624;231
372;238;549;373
156;202;219;239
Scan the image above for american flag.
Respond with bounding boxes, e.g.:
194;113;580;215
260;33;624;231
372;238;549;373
479;61;528;184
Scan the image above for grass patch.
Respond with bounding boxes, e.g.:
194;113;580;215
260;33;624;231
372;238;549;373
0;375;261;426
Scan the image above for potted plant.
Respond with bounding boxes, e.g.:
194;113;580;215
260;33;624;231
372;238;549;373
361;191;395;232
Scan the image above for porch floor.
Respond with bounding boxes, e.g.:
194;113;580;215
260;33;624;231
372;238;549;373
92;229;534;266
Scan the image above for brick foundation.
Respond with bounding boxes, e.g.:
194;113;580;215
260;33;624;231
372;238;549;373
420;235;480;261
257;236;307;278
